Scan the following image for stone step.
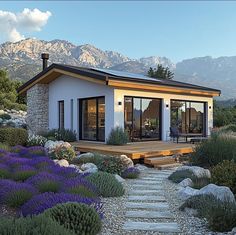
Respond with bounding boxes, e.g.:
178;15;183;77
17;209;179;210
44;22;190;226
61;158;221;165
128;195;166;201
123;221;181;233
131;184;162;190
131;180;162;185
154;163;182;170
126;202;169;210
145;156;176;165
141;176;166;180
126;210;173;219
129;189;164;195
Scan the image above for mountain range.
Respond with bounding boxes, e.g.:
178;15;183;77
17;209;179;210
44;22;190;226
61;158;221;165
1;38;236;100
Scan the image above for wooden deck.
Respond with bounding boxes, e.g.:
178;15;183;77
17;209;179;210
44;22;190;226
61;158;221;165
72;141;194;160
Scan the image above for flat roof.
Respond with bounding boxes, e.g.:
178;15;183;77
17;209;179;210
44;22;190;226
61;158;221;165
18;63;221;95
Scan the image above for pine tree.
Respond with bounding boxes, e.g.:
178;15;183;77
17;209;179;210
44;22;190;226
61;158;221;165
147;64;174;80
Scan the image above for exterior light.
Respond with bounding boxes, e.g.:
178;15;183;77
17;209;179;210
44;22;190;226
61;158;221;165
209;106;212;109
118;101;122;106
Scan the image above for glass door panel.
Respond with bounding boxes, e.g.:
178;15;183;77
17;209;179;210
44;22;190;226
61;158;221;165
189;102;204;134
98;97;105;141
133;98;141;141
141;99;160;139
124;97;133;141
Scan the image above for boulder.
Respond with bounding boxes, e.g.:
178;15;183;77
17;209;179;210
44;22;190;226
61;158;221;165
77;152;94;159
178;186;199;200
55;159;69;167
176;166;211;178
80;163;98;174
114;174;125;183
135;164;148;171
178;178;193;188
119;154;134;168
196;184;235;203
68;164;82;173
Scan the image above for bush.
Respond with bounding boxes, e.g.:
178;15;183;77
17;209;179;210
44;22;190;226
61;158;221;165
42;129;77;142
44;202;102;235
106;127;129;145
21;192;102;216
190;132;236;167
26;172;63;193
211;160;236;195
0;215;72;235
121;167;140;179
191;176;210;189
0;143;10;152
180;194;236;232
62;177;98;198
0;163;10;178
12;165;37;181
0;113;11;120
0;127;28;146
87;172;125;197
53;145;76;162
0;179;37;208
218;124;236;133
168;169;195;183
27;134;48;147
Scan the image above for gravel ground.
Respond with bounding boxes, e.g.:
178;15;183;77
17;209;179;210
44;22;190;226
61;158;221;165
100;168;236;235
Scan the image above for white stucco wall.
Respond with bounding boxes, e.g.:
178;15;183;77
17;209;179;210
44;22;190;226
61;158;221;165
48;75;114;140
114;89;213;141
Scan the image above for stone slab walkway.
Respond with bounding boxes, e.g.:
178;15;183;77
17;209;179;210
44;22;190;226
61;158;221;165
123;168;181;234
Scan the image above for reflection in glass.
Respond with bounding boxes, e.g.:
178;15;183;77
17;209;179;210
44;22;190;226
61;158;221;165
133;98;141;140
98;97;105;141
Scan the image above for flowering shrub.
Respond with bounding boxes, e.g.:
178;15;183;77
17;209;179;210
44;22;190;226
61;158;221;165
12;165;37;181
0;163;10;179
44;202;102;235
62;177;98;198
43;129;77;142
26;172;63;193
121;167;140;179
21;192;102;216
0;179;37;208
50;165;78;178
27;134;48;147
53;145;75;162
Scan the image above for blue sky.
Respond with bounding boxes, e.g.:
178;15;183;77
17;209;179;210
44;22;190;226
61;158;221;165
1;1;236;62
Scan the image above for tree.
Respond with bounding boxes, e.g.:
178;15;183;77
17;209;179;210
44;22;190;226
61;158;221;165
0;69;26;110
147;64;174;80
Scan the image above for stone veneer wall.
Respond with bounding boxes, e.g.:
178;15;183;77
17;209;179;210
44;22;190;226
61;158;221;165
27;84;49;134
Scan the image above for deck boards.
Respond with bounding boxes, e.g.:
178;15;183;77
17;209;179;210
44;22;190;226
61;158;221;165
72;141;194;160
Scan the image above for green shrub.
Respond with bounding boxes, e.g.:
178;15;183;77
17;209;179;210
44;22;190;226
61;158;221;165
218;124;236;133
73;153;104;165
190;132;236;167
44;202;101;235
53;145;76;161
27;134;47;147
0;143;10;151
211;160;236;195
0;215;72;235
87;172;125;197
180;194;236;232
192;176;210;189
0;113;11;120
106;127;129;145
0;127;28;146
42;129;77;142
168;169;195;183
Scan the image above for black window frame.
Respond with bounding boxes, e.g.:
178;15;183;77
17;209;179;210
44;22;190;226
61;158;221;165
58;100;65;130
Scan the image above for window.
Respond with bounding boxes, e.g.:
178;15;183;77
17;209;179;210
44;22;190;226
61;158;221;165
124;96;161;141
80;97;105;141
171;100;205;135
58;101;64;129
70;99;73;131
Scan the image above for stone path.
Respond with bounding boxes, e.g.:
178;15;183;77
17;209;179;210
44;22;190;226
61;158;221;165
123;168;181;234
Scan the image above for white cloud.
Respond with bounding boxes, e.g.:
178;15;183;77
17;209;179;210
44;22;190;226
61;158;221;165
0;8;51;43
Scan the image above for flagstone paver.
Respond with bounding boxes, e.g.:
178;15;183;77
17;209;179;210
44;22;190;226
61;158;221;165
122;167;182;233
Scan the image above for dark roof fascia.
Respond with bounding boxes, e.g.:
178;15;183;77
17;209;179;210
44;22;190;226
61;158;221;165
17;63;107;93
107;75;221;94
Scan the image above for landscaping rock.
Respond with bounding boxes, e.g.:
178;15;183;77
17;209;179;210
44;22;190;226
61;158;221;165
178;178;193;188
80;163;98;173
44;140;70;154
55;159;69;167
115;174;125;183
176;166;211;178
178;186;199;200
196;183;235;203
135;164;148;171
77;152;94;159
68;164;82;173
119;154;134;168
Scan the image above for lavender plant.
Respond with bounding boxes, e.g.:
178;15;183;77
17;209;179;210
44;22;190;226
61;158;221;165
121;167;140;179
12;165;38;181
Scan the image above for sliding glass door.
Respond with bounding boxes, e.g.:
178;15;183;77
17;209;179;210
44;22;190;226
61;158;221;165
80;97;105;141
171;100;205;135
124;97;161;141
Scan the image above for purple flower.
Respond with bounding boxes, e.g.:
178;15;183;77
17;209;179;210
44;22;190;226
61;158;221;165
0;149;8;157
21;192;103;217
14;146;48;159
121;167;140;179
11;145;26;154
29;157;54;170
62;176;99;198
26;172;64;193
12;165;37;181
0;179;38;208
4;156;31;168
51;165;78;178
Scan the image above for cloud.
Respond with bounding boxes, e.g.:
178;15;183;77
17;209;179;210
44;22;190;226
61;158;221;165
0;8;51;42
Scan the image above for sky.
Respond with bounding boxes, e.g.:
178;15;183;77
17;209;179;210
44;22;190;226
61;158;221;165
0;1;236;62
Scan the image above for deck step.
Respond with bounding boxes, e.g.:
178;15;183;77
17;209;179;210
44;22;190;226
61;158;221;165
154;163;182;170
144;156;176;165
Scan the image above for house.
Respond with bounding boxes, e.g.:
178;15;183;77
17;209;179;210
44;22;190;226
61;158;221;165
18;54;221;143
